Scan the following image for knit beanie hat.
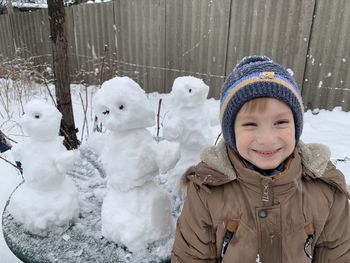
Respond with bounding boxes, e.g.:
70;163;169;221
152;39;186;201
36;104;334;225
220;56;304;151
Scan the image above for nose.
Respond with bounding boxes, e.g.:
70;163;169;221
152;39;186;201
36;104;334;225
256;126;278;145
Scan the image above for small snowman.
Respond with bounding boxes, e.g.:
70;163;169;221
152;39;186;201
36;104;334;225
9;100;79;236
163;76;214;182
94;76;179;252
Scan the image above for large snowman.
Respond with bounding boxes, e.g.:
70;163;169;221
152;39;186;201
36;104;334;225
94;76;179;253
162;76;214;186
9;100;79;236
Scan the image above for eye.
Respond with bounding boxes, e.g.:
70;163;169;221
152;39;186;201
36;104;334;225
188;89;192;93
34;113;40;119
275;120;290;126
242;122;257;127
102;109;110;115
119;104;124;110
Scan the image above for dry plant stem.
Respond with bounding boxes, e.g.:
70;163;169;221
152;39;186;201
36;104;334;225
79;90;89;142
99;45;108;86
84;86;89;137
214;132;222;146
0;155;21;171
157;98;162;137
110;52;117;79
14;82;25;115
0;129;17;144
0;86;11;119
38;72;57;107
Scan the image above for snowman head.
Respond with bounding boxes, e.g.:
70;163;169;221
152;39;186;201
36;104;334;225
21;100;62;141
171;76;209;107
94;77;155;132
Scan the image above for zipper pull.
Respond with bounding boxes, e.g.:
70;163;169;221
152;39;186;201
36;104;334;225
220;220;238;259
304;223;315;260
262;183;269;203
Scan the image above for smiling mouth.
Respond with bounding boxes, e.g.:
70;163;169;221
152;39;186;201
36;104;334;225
253;148;281;157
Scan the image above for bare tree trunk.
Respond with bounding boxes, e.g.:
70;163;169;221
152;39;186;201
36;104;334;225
47;0;79;149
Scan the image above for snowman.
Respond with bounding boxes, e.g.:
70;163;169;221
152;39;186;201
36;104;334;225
162;76;214;188
94;76;179;252
8;100;79;236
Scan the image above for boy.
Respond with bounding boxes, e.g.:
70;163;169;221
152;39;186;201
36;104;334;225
171;56;350;263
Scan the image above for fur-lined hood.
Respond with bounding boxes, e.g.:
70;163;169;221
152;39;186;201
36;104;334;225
183;139;349;198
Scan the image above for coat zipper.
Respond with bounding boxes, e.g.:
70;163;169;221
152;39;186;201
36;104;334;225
262;183;269;203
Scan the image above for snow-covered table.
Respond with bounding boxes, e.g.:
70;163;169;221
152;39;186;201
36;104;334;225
2;147;172;263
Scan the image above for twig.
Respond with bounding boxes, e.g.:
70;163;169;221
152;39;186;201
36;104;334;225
110;52;117;79
99;45;108;86
157;98;162;137
214;132;222;146
39;72;57;107
84;86;89;137
333;157;350;164
0;155;21;171
0;129;17;144
79;89;89;142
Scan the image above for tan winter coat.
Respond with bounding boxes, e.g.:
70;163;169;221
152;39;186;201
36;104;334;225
171;140;350;263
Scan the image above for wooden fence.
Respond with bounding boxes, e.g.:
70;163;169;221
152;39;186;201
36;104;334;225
0;0;349;111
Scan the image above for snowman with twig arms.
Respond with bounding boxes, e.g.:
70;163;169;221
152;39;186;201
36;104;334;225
94;76;179;252
9;100;79;236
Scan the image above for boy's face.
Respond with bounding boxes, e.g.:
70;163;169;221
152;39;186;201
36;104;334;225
234;98;295;170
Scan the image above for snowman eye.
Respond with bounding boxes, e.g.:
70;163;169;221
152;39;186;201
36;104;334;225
188;89;192;93
102;109;110;115
119;104;124;110
34;113;40;119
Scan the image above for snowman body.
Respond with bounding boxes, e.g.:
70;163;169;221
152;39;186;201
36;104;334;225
163;76;213;183
94;77;174;252
9;100;78;235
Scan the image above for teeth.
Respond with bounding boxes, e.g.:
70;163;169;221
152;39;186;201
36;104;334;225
256;149;278;155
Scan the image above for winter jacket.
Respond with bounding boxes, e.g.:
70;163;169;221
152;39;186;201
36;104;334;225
171;140;350;263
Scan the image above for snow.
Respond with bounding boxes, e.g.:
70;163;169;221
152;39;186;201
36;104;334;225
318;81;323;88
0;77;350;261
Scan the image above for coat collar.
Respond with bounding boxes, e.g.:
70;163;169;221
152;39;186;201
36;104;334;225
199;139;331;180
182;139;349;199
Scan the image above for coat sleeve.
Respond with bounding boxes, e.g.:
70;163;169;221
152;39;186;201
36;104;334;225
171;181;217;263
314;189;350;263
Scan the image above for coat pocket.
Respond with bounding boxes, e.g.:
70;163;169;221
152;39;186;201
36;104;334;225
283;221;315;262
216;220;257;263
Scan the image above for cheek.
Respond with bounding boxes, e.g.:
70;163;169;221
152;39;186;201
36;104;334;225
234;129;253;149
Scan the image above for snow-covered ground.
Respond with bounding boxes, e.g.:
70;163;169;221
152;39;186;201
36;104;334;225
0;80;350;261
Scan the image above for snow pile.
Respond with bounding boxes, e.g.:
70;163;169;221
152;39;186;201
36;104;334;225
94;77;179;252
8;100;79;236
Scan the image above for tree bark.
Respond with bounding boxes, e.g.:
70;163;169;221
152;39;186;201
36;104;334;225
47;0;79;149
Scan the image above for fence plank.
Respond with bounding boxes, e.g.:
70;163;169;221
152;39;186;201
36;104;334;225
226;0;315;91
7;10;51;72
70;2;116;85
0;15;15;59
302;0;350;111
165;0;230;97
114;0;166;93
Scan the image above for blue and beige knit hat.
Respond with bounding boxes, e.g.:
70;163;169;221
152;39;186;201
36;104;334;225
220;56;304;151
